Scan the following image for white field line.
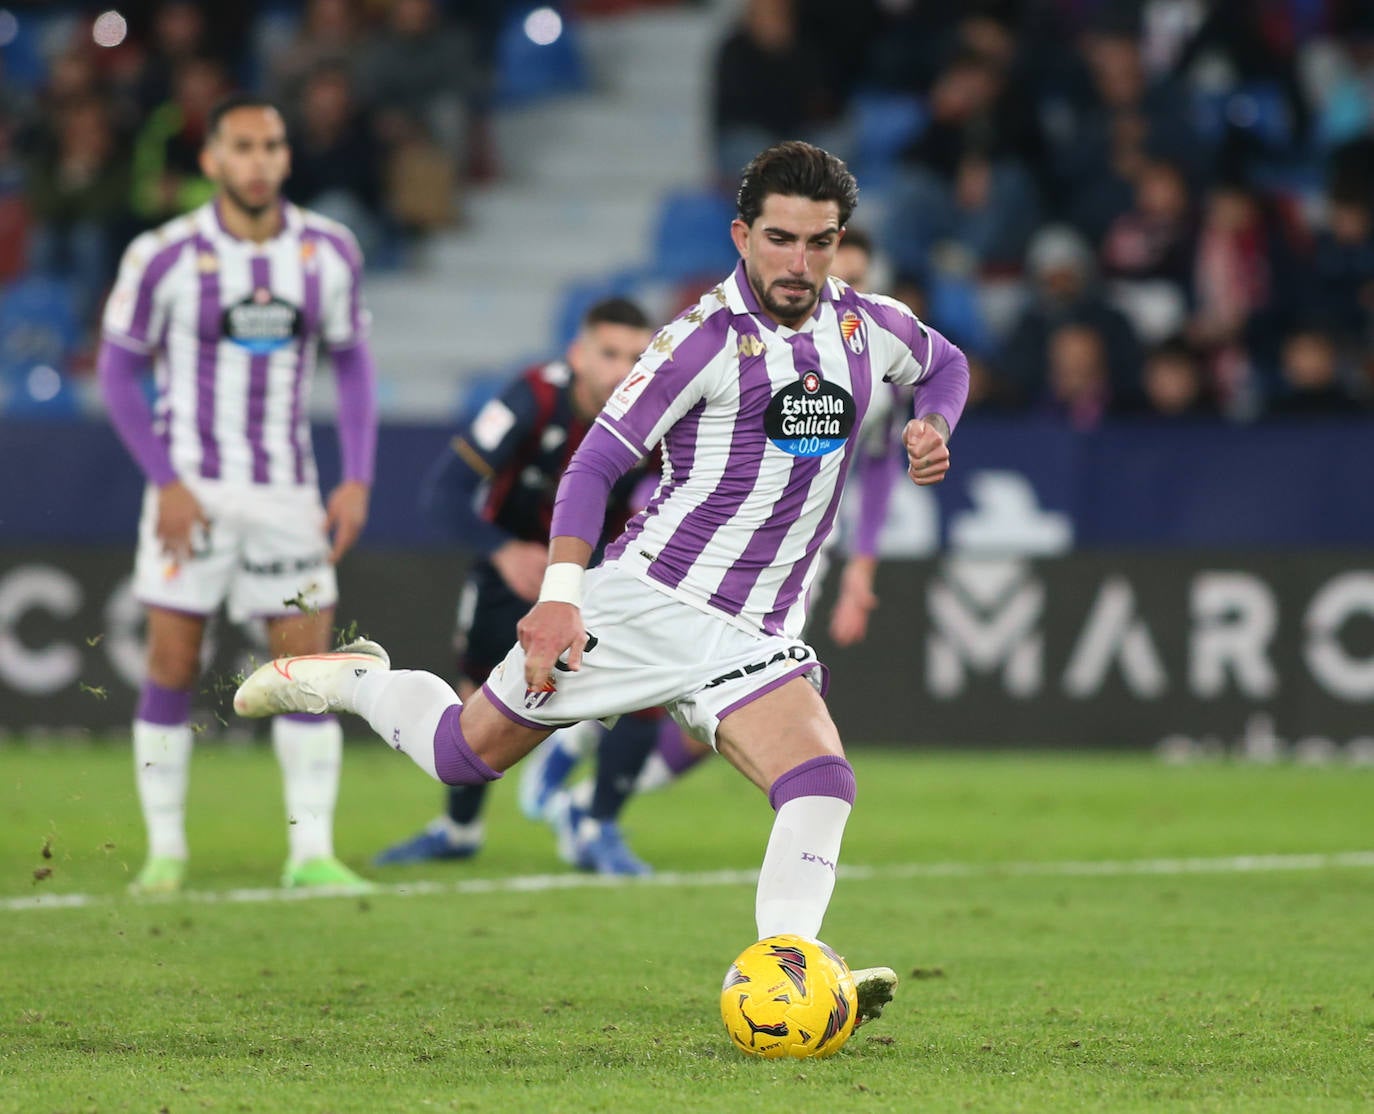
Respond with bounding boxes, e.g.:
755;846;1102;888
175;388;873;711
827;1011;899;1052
5;850;1374;914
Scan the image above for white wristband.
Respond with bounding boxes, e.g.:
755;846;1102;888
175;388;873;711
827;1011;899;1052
538;562;584;607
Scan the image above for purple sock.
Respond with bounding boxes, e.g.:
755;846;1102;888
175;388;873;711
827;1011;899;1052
768;755;856;811
657;720;707;776
136;681;192;726
433;705;504;787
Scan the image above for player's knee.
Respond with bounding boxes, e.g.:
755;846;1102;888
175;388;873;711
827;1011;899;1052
768;754;856;811
145;647;200;690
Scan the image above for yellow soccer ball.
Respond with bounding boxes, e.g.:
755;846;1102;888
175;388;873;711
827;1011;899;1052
720;934;858;1059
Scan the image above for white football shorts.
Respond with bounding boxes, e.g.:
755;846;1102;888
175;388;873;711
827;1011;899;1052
481;563;828;747
133;478;338;623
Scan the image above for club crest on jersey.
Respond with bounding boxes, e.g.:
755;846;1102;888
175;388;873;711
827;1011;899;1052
223;287;302;354
840;310;865;355
764;373;855;457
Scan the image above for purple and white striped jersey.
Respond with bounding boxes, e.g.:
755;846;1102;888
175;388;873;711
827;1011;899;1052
101;200;368;488
597;260;953;639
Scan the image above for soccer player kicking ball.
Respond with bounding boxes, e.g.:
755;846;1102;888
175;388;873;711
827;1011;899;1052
236;142;968;1025
100;94;378;894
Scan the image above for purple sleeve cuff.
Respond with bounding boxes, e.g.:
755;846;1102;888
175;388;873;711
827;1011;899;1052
913;326;970;437
97;339;177;487
853;447;900;557
550;423;641;547
333;342;378;484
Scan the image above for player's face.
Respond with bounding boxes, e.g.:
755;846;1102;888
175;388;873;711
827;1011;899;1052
571;322;653;411
201;107;291;218
731;194;842;327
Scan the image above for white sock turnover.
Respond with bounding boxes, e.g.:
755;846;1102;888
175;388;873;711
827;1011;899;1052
351;669;462;782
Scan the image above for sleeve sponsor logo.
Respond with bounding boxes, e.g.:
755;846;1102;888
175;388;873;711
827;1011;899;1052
604;368;653;419
104;287;135;333
471;399;517;451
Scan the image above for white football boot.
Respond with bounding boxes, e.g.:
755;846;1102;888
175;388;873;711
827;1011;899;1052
851;966;899;1026
233;639;390;718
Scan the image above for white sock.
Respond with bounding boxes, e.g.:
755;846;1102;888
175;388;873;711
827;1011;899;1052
755;795;852;940
633;752;675;794
133;721;192;860
352;669;460;781
273;716;343;865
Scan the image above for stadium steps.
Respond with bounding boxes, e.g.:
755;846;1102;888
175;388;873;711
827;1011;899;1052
360;4;721;419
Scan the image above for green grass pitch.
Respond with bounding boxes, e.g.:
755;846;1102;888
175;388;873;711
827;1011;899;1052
2;739;1372;1113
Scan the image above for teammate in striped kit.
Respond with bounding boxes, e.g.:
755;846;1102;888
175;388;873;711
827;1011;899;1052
99;93;378;894
236;142;968;1023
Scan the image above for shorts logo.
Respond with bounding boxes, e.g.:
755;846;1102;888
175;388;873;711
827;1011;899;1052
223;288;302;354
701;644;813;690
764;375;855;457
840;310;865;355
240;555;326;576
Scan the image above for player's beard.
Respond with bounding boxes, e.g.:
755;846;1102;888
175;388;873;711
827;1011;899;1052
222;181;278;220
748;265;818;326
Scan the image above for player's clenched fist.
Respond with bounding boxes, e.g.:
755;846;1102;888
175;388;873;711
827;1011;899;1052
903;417;951;486
518;601;587;688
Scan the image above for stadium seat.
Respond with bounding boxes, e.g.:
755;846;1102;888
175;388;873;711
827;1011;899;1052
651;189;738;282
495;4;589;106
0;276;81;380
927;273;991;356
851;91;927;189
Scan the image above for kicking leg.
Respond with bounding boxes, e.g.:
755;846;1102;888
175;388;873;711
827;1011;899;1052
235;646;549;783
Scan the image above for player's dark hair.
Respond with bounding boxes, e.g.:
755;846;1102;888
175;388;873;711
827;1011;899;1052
207;92;284;138
839;227;873;257
736;142;858;229
583;297;650;330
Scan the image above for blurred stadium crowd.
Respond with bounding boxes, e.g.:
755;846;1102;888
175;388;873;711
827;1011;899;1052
714;0;1374;425
1;0;1373;427
0;0;507;403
